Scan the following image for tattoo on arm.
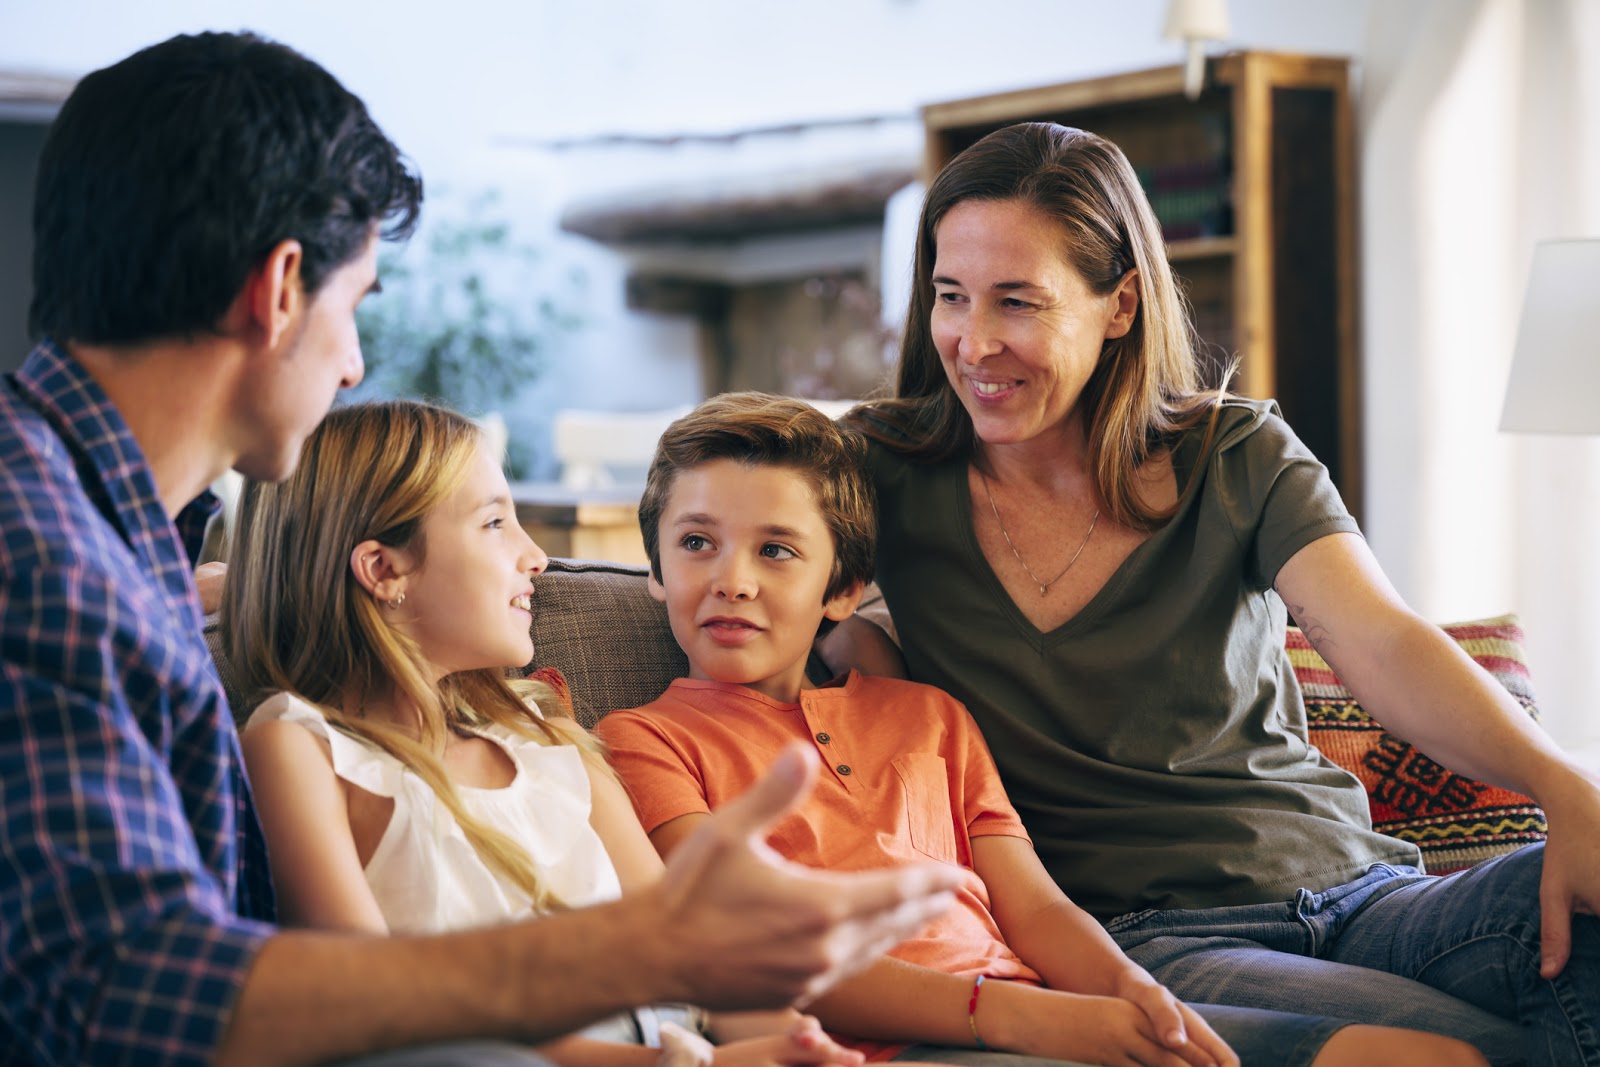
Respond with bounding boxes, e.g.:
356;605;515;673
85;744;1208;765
1289;602;1337;653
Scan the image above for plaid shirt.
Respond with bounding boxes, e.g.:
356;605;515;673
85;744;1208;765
1;342;276;1065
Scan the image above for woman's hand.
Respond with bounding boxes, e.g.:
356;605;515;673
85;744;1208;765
708;1016;863;1067
813;612;908;680
1533;766;1600;977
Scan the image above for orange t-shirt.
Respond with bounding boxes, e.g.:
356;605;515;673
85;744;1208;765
596;671;1041;1060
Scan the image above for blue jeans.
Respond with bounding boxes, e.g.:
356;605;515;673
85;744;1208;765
893;1002;1348;1067
1106;844;1598;1066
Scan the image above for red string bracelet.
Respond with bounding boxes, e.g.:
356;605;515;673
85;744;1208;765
967;974;990;1050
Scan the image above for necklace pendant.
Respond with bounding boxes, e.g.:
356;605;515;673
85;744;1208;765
976;467;1101;602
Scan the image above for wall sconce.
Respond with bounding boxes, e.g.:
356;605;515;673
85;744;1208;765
1163;0;1231;99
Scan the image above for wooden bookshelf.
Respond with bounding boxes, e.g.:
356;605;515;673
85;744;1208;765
923;51;1362;520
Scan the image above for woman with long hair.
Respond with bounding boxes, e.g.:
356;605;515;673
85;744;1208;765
833;122;1598;1066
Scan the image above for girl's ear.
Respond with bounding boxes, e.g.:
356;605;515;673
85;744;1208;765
822;579;867;623
350;539;415;605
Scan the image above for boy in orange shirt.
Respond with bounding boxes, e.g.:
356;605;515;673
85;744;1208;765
596;393;1481;1067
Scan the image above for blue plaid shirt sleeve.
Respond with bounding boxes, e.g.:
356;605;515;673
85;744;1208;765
2;345;275;1065
2;566;272;1064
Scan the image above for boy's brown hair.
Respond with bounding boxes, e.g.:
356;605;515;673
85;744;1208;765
639;392;876;602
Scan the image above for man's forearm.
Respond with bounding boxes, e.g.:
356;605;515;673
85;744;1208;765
214;743;964;1066
219;895;672;1066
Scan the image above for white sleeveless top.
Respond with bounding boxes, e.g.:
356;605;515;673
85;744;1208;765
248;692;623;934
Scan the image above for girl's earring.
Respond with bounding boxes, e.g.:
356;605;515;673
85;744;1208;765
385;591;406;610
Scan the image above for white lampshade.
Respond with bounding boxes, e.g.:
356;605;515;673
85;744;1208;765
1500;239;1600;434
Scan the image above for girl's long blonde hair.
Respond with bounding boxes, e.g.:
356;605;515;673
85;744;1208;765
224;399;596;912
854;122;1229;530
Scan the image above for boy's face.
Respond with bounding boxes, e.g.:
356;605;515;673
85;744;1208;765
649;458;863;704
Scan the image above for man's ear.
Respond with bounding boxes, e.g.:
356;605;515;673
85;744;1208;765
350;538;415;605
1103;267;1140;341
232;238;305;349
647;569;668;604
822;579;867;623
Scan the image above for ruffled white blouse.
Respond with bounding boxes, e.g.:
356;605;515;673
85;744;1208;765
248;692;623;934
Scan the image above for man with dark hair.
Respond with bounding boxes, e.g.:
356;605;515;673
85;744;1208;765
0;32;958;1067
29;30;422;357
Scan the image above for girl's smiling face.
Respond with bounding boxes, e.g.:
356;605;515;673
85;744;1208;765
388;443;547;680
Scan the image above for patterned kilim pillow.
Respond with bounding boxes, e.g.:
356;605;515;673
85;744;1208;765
1288;615;1547;874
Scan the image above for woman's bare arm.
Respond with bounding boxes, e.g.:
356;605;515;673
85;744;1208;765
1276;531;1600;975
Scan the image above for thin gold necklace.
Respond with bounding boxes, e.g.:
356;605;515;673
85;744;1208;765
977;468;1100;596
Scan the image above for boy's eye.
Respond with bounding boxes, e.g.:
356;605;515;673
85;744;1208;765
759;543;796;561
681;533;710;552
484;517;505;530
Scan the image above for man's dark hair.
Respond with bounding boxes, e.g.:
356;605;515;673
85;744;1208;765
29;31;423;345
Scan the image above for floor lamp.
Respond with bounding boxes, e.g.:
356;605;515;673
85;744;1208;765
1500;238;1600;770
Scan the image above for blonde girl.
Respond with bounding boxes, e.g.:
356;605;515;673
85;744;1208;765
224;399;861;1067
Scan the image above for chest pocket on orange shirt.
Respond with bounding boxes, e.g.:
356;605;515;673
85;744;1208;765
891;754;958;863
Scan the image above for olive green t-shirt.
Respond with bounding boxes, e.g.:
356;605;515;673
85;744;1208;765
866;400;1419;919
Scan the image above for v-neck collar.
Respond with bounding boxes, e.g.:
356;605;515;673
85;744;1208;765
950;410;1225;645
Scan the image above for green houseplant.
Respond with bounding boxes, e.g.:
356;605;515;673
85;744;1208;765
353;191;583;477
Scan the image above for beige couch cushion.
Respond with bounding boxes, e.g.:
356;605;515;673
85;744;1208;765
524;558;687;729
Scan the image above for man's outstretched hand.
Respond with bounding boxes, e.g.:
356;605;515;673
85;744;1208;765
647;743;961;1011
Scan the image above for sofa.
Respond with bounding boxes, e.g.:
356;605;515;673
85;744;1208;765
206;557;1548;877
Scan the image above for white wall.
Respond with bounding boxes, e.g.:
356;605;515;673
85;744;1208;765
0;1;1369;186
0;0;1370;449
1361;0;1600;752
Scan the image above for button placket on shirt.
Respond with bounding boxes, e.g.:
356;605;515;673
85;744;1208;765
799;693;855;791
